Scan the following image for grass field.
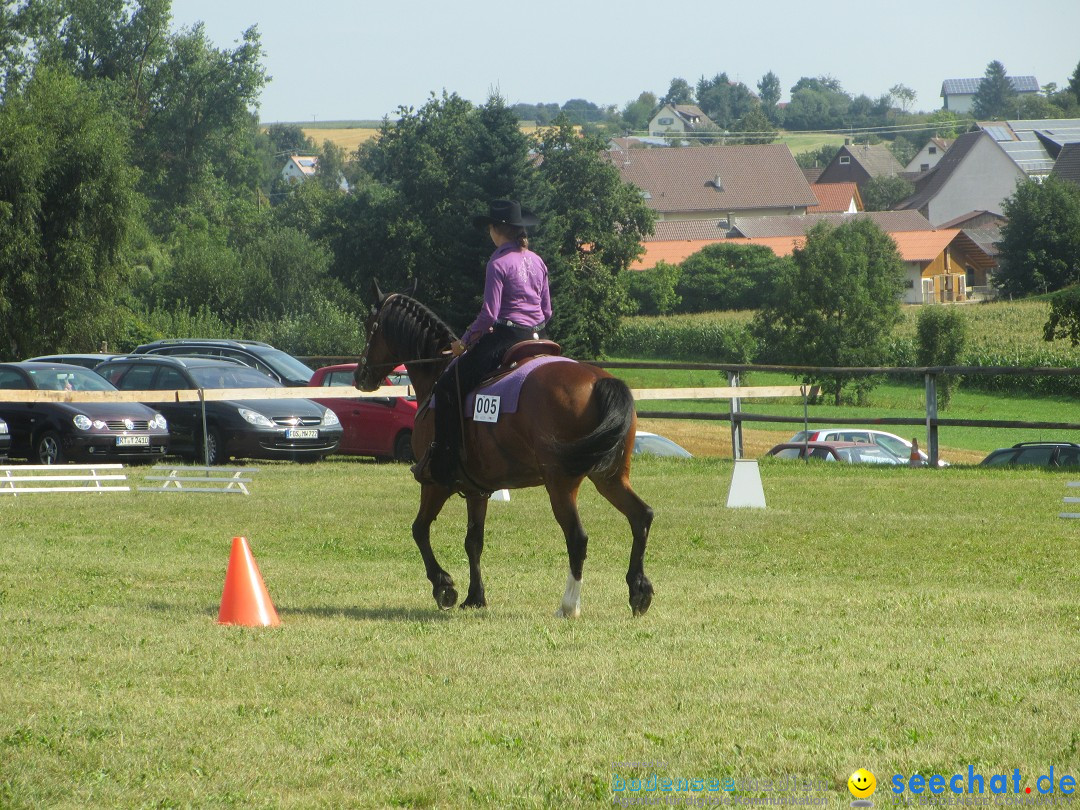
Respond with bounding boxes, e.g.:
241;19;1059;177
2;456;1079;808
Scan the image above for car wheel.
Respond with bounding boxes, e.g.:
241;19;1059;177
393;430;414;463
199;428;223;466
36;430;65;465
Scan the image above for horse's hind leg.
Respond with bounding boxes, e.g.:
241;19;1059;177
591;473;654;617
412;484;457;609
461;495;489;608
547;481;588;619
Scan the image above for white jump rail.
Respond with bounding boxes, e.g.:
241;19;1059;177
0;464;129;496
138;466;258;495
1061;481;1080;519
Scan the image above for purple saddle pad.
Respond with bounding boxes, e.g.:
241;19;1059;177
464;355;576;418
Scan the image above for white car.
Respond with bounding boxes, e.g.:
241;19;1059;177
787;428;949;467
633;431;692;458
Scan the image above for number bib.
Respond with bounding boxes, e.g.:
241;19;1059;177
473;394;501;423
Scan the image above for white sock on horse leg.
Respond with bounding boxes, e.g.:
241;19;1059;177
557;569;582;619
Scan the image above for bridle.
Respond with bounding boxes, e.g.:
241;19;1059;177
357;293;449;387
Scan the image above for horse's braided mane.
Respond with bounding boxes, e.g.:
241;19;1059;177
381;294;456;360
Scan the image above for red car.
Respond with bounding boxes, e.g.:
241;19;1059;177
308;363;417;461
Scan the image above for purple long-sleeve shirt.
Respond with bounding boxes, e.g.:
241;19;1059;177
461;242;552;346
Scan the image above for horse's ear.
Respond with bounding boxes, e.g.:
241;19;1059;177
371;279;384;303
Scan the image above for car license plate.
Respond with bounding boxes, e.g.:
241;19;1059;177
116;435;150;446
286;428;318;439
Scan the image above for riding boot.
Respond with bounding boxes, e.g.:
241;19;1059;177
429;443;457;488
410;442;440;485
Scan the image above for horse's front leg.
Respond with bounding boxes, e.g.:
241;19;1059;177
412;484;457;609
547;480;588;619
461;495;489;608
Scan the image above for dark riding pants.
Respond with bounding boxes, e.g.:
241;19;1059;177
432;323;540;470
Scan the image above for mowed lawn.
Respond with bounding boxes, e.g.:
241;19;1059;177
2;457;1079;808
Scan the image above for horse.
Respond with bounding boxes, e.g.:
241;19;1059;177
354;288;654;618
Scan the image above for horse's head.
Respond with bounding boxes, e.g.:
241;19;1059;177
355;284;398;391
354;281;457;392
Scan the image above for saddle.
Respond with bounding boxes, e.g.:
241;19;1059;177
481;339;562;386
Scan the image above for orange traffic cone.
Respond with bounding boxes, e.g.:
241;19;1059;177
909;438;922;467
217;536;281;627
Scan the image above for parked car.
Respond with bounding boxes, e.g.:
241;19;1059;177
979;442;1080;468
131;339;315;386
788;428;947;466
0;416;11;460
633;431;692;458
95;355;341;464
308;363;417;462
25;353;121;371
0;362;169;464
767;440;904;465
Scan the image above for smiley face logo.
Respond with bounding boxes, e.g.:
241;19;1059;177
848;768;877;799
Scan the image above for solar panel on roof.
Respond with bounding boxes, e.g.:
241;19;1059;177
984;126;1012;142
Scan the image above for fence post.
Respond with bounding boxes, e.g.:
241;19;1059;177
925;371;939;466
728;371;743;460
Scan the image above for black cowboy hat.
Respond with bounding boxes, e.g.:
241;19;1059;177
472;199;539;229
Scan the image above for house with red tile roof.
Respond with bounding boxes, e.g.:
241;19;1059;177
808;182;863;213
633;216;995;304
607;143;819;223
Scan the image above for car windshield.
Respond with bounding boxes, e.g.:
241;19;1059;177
27;367;115;391
188;366;285;389
259;349;314;383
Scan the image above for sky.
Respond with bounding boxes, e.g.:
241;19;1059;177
169;0;1080;124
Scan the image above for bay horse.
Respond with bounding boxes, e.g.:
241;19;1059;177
354;289;654;618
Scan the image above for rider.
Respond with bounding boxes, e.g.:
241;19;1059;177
413;199;552;487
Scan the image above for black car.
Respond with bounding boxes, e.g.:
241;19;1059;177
0;415;11;460
24;353;121;370
979;442;1080;468
0;362;170;464
131;339;315;386
95;356;342;464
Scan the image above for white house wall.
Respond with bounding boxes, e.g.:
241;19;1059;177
925;137;1026;226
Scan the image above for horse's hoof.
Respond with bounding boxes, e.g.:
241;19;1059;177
629;591;652;617
629;577;653;617
554;605;581;619
461;597;486;609
433;584;458;610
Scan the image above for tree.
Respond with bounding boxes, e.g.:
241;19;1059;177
794;144;840;170
889;84;917;113
1069;60;1080;104
135;23;268;216
531;118;655;356
621;262;681;315
677;243;786;311
757;71;781;108
732;105;776;144
861;175;915;211
995;176;1080;296
972;60;1017;120
621;92;657;132
916;306;967;409
751;220;905;404
0;68;141;357
662;77;693;106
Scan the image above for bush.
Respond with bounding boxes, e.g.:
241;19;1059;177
916;306;968;408
620;262;681;315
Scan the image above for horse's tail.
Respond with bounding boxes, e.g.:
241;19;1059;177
550;376;635;478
